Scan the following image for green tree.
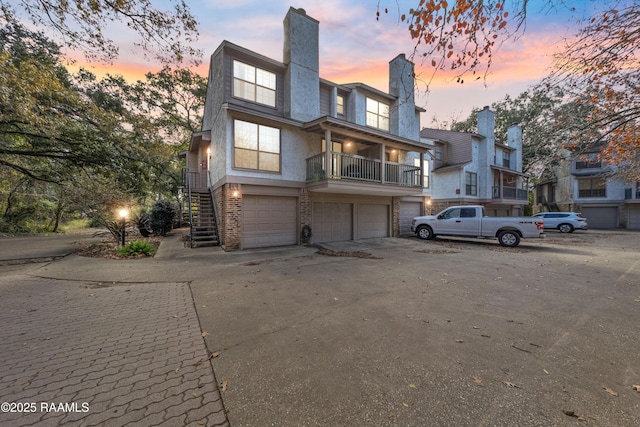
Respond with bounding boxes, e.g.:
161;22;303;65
0;0;200;64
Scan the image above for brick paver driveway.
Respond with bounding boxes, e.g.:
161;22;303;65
0;269;228;427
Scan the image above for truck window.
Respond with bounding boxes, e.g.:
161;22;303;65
442;208;461;219
460;208;477;218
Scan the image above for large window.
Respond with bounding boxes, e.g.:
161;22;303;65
578;178;606;198
234;120;280;172
465;172;478;196
233;60;276;107
366;97;390;131
414;157;429;188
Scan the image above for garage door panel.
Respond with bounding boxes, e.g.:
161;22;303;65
581;207;617;229
242;196;297;248
399;202;421;235
357;204;388;239
313;202;352;243
628;207;640;230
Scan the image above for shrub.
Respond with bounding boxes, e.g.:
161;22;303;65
116;240;156;257
149;200;177;236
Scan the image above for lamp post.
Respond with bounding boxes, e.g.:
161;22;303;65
119;209;128;246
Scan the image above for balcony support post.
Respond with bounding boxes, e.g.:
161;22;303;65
380;144;386;184
324;129;332;178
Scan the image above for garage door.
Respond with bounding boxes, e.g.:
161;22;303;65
312;202;352;243
580;207;618;229
357;204;389;239
399;202;422;235
628;206;640;230
242;196;297;248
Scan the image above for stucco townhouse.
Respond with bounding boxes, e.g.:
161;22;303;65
534;145;640;229
418;107;529;218
182;7;431;250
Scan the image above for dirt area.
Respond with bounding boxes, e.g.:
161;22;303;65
72;235;162;259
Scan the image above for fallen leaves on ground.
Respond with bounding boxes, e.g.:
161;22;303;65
472;376;484;386
603;386;618;396
316;248;382;259
633;385;640;393
220;380;228;392
502;381;519;388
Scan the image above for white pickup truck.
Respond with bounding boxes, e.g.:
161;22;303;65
411;205;544;247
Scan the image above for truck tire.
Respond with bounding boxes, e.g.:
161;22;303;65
498;230;520;247
416;225;435;240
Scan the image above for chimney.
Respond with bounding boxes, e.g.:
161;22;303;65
389;54;418;138
283;7;320;121
507;124;523;172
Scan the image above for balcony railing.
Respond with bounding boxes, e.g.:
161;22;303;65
183;169;210;189
578;189;606;198
493;186;529;200
306;152;422;187
575;161;602;169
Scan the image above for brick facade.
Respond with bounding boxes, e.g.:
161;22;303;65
391;197;400;237
300;189;311;243
214;184;243;251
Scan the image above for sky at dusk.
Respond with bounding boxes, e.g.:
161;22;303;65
62;0;595;125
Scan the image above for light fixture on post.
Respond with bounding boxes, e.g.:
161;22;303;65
119;209;128;247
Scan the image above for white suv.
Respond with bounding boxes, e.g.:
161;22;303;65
532;212;588;233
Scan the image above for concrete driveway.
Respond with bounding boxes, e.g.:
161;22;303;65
191;230;640;426
1;230;639;426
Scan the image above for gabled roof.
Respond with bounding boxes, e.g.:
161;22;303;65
420;128;481;144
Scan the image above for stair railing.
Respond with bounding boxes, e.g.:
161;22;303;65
208;186;219;245
185;169;195;248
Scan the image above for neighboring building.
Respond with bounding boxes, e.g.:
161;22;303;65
184;7;430;250
419;107;529;217
534;146;640;229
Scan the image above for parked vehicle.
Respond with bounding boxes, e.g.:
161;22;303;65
411;205;544;247
531;212;588;233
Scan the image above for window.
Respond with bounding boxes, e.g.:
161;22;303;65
366;97;390;131
337;95;344;115
234;120;280;172
578;178;606;198
414;157;429;188
233;60;276;107
434;145;443;161
465;172;478;196
460;208;477;218
575;153;601;169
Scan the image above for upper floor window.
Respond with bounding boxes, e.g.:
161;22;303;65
575;153;601;169
234;119;280;172
366;97;390;131
337;95;344;116
233;60;276;107
434;145;443;161
578;177;606;198
414;157;429;188
497;150;511;168
465;172;478;196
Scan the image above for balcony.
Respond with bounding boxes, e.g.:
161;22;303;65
493;186;529;201
306;152;422;190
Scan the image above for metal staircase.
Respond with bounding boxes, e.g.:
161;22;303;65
188;189;219;247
